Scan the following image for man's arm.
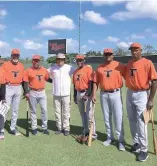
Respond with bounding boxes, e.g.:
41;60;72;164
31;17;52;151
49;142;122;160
147;80;157;110
22;81;29;95
0;84;6;101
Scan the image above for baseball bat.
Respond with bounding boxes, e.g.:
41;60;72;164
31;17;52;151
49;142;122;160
150;109;157;155
88;103;95;147
26;101;29;137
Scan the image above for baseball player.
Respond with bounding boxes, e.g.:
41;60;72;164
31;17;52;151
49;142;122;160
23;55;51;135
73;55;97;143
125;42;157;161
0;49;24;136
0;66;6;140
92;48;125;151
48;53;76;136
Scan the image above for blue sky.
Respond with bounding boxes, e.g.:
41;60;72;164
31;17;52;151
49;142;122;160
0;0;157;59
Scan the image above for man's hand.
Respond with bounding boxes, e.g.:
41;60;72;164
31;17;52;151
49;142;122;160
23;93;30;101
92;95;96;103
147;100;153;110
82;95;88;101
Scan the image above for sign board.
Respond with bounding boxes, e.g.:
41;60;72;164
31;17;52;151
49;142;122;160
48;39;66;54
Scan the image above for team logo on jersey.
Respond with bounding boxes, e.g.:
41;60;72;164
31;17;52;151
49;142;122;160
104;70;112;78
130;68;137;76
76;74;81;81
36;75;43;81
12;71;19;78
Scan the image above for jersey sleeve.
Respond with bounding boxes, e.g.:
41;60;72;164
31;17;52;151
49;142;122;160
148;61;157;81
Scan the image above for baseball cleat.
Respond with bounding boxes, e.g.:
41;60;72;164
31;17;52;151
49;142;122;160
63;130;70;136
130;143;141;153
43;129;49;135
32;129;38;135
137;151;149;162
103;139;114;146
0;132;4;140
55;130;62;135
10;130;21;136
119;142;126;151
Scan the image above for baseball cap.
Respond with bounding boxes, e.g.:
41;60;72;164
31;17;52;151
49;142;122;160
11;49;20;55
76;55;85;60
129;42;142;50
56;53;65;59
103;48;114;54
32;55;40;60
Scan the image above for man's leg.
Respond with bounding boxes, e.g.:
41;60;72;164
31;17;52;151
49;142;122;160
62;95;70;136
10;86;21;135
38;92;49;135
110;90;125;150
53;96;62;134
100;91;114;146
134;91;148;161
29;91;38;135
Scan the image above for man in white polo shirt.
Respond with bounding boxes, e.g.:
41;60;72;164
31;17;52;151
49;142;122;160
48;53;76;136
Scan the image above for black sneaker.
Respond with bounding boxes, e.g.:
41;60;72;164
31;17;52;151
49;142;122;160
43;129;49;135
32;129;37;135
137;151;149;162
130;143;141;153
55;130;62;135
64;130;70;136
10;130;21;136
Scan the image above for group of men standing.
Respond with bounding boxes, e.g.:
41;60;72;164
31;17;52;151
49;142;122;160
0;42;156;162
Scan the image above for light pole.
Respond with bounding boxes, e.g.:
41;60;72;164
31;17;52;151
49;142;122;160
78;0;81;54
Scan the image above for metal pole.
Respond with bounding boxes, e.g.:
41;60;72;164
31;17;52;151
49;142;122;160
78;0;81;54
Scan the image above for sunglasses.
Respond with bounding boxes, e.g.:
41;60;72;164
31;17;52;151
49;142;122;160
104;53;113;56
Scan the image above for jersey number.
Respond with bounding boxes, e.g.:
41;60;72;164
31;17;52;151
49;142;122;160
104;70;112;78
12;71;19;78
130;68;137;76
36;75;43;81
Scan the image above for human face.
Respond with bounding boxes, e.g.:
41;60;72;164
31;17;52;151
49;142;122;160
76;59;84;68
56;58;65;66
130;47;142;61
32;59;40;69
11;54;20;65
104;53;114;63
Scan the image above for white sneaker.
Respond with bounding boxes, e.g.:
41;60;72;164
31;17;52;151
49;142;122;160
103;139;114;146
119;142;125;151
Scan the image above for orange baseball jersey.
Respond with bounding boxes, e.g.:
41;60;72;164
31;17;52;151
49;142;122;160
23;66;49;90
94;61;126;90
125;58;157;90
0;67;6;84
2;61;24;85
73;65;94;91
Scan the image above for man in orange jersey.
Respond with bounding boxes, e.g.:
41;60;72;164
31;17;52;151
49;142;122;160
0;67;7;140
92;48;125;151
0;49;24;136
23;55;51;135
73;55;97;143
125;42;157;162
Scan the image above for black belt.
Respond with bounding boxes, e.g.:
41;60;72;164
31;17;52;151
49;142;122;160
79;89;87;93
102;89;119;93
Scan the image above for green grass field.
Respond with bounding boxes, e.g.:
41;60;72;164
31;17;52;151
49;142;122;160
0;83;157;166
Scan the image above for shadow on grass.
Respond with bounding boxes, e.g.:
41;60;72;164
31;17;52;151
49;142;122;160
154;120;157;125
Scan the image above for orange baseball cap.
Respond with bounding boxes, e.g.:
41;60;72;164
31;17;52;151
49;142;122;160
76;55;85;60
104;48;114;54
129;42;142;50
11;49;20;55
32;55;40;60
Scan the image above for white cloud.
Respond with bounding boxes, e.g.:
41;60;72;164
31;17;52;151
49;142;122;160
81;45;87;49
0;24;6;31
83;11;107;24
23;40;43;50
0;40;9;49
88;40;95;44
13;38;23;43
41;30;57;36
145;28;152;33
67;38;78;53
152;33;157;38
117;41;130;48
37;15;75;30
0;9;7;18
106;36;120;42
92;0;127;6
131;34;145;39
111;0;157;21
